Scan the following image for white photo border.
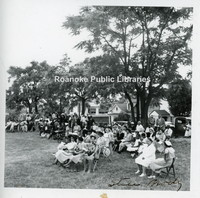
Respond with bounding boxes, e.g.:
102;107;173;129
0;0;200;198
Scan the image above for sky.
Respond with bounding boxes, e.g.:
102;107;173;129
1;0;192;91
2;0;88;68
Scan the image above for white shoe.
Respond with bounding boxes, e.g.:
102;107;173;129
135;170;140;174
148;175;155;179
139;173;146;177
131;154;135;158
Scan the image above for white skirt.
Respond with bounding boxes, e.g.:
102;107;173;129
55;150;73;163
135;154;155;167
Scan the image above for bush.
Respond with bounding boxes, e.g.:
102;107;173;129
114;113;130;121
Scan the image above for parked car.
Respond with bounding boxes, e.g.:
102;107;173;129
173;117;187;137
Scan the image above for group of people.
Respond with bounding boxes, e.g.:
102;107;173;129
5;114;35;132
50;113;176;177
5;112;177;177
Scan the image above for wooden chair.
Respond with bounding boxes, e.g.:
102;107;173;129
161;158;176;178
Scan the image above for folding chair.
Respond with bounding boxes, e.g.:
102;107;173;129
161;158;176;178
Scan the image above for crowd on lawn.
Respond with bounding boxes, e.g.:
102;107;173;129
6;112;191;177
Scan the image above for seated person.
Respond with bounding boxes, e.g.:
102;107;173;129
82;142;97;173
73;122;81;136
82;127;88;138
148;140;175;178
135;138;156;177
38;118;44;135
104;127;114;155
155;128;166;152
137;133;149;154
127;131;142;157
42;120;51;138
63;137;87;171
6;120;19;132
90;132;98;144
94;131;107;159
114;127;124;151
136;121;145;135
65;123;71;137
164;125;173;139
54;135;77;164
184;122;191;138
84;130;92;143
20;120;28;132
145;125;155;135
92;123;99;131
118;128;134;153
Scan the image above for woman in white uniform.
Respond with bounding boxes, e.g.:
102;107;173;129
135;137;156;177
54;135;77;164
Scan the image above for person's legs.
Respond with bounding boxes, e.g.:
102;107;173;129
87;159;93;173
83;158;87;172
148;170;156;178
10;123;14;132
139;166;147;177
118;142;124;152
63;159;72;167
135;164;142;174
109;142;113;155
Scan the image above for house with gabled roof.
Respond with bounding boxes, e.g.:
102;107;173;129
149;109;173;122
107;102;131;123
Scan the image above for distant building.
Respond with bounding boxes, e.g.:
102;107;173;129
108;102;131;123
68;99;170;125
108;101;160;124
149;110;173;122
69;101;109;124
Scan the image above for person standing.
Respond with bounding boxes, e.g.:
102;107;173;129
156;115;166;131
148;115;155;128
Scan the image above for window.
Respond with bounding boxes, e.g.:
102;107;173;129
89;108;96;114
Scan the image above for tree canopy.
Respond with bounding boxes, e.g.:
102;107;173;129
6;6;192;124
63;6;192;125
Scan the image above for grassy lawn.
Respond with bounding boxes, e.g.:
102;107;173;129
4;132;191;191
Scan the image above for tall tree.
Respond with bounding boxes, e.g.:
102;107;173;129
7;61;50;114
83;55;137;123
63;6;192;125
64;62;99;115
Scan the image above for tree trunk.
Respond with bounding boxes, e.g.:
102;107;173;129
25;99;32;114
59;98;62;113
28;104;32;114
124;91;135;124
140;93;152;128
81;98;86;115
136;93;140;123
34;100;38;114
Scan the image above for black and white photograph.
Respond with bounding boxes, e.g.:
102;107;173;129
1;0;200;198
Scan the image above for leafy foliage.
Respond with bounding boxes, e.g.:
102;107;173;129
114;112;130;121
63;6;193;125
6;61;50;114
167;78;191;116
